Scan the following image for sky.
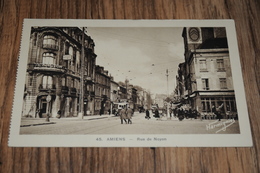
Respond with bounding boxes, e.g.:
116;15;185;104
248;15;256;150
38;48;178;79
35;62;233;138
87;27;185;95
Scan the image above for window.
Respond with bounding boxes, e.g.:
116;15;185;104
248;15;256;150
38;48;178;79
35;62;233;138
217;59;225;71
43;35;58;50
29;76;33;86
33;33;37;46
69;46;73;55
42;76;53;89
202;78;209;90
76;51;80;70
199;60;207;71
220;78;227;89
42;53;55;65
62;77;66;86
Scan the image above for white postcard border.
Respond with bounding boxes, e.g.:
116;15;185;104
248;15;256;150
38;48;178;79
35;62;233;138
9;19;253;147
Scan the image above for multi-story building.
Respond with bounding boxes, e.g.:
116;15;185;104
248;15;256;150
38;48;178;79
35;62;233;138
174;62;186;103
181;27;237;115
118;85;127;101
110;78;119;109
125;84;137;110
94;65;111;115
23;27;96;118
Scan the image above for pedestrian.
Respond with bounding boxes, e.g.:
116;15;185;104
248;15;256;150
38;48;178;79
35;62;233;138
56;110;61;119
126;107;133;124
108;109;111;115
99;108;102;116
169;108;172;117
112;108;116;115
145;109;151;119
36;109;40;118
154;109;160;118
38;108;42;118
216;103;224;121
173;108;177;117
119;107;127;124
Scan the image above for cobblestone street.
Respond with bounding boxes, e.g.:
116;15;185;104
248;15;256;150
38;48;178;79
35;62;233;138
19;112;240;135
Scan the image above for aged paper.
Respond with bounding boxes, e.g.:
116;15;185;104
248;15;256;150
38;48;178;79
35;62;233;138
9;19;252;147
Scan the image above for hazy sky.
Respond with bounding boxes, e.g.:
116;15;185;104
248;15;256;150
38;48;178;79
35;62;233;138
87;27;185;95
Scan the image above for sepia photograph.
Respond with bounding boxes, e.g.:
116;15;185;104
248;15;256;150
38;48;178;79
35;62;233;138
9;19;252;147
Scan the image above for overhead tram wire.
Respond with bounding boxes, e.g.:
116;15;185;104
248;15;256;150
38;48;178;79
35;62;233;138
87;28;185;61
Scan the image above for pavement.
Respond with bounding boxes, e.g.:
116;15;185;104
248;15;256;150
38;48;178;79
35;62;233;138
20;114;117;127
20;112;240;135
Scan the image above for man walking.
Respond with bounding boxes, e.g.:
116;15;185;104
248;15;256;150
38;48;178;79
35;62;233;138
126;107;133;124
119;107;127;124
145;109;151;119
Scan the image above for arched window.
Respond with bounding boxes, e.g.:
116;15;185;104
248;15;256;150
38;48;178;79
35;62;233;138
42;76;53;89
69;46;73;55
42;53;55;65
43;35;58;50
76;51;80;72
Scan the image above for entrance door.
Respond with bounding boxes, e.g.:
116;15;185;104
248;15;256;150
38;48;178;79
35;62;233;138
39;100;47;118
40;99;52;118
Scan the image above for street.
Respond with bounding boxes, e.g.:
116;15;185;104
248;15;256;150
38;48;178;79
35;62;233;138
20;112;240;135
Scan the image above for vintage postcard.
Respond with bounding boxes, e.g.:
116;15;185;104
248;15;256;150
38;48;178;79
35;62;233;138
9;19;252;147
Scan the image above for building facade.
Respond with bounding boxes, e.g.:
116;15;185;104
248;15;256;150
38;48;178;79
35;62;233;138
180;27;237;116
110;78;119;110
23;27;96;118
94;65;111;115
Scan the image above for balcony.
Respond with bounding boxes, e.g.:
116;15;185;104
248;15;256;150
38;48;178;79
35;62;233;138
70;87;77;95
61;86;69;94
39;84;56;92
86;91;95;96
43;43;58;50
30;63;66;73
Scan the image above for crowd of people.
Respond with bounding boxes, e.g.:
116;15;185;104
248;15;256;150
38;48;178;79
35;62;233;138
116;103;237;123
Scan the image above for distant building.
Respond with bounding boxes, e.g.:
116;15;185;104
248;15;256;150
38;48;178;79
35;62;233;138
23;27;96;118
94;65;111;115
110;77;119;112
154;94;167;109
125;84;137;110
181;27;237;115
118;85;127;101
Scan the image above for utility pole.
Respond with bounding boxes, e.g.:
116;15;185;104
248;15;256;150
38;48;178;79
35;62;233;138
79;27;85;119
166;69;170;118
166;69;169;97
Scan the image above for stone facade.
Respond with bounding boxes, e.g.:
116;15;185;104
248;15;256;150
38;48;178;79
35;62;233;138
23;27;96;118
178;27;237;116
94;65;111;115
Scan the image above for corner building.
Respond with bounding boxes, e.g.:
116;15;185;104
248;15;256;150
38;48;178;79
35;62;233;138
181;27;237;116
23;27;96;118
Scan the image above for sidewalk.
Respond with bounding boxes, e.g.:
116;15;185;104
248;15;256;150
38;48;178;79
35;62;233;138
20;114;117;127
